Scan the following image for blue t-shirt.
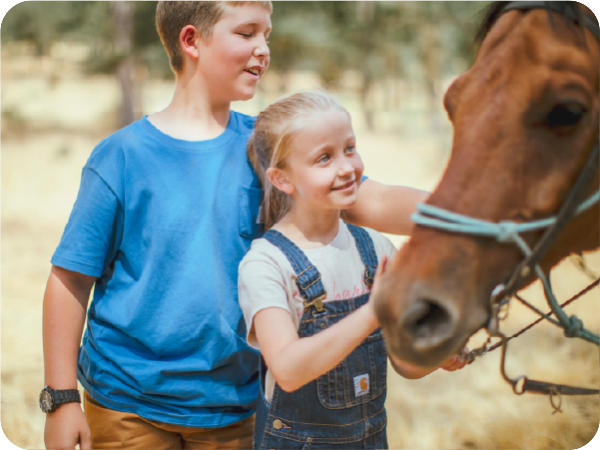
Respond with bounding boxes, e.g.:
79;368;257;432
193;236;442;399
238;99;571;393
51;112;262;427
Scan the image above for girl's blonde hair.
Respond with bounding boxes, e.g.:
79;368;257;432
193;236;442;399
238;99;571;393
248;90;349;231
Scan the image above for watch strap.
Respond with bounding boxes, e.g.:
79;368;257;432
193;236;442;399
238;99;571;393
53;389;81;405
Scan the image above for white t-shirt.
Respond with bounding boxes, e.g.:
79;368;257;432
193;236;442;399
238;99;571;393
238;220;396;401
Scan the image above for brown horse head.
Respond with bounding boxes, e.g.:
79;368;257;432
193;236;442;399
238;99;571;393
376;2;600;368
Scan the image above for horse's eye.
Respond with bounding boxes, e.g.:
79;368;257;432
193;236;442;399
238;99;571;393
546;103;586;128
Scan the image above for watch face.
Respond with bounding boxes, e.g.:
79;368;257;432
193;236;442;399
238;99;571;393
39;390;54;413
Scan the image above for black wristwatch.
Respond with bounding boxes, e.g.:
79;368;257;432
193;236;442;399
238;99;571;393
39;386;81;413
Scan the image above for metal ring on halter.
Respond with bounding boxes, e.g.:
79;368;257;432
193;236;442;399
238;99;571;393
550;389;563;414
511;376;527;395
486;284;508;335
497;302;510;321
462;340;490;364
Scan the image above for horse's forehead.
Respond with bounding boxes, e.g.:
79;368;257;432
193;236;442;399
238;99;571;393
459;11;599;103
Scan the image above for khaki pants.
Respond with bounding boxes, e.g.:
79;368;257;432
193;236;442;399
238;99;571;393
84;391;254;450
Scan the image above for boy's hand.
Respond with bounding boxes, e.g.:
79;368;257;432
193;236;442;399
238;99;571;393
439;345;470;372
44;402;91;450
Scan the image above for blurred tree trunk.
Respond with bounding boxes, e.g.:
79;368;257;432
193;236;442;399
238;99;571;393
110;2;135;128
360;74;374;130
422;23;442;134
357;1;375;130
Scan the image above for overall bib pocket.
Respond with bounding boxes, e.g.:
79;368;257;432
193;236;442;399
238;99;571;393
317;328;386;409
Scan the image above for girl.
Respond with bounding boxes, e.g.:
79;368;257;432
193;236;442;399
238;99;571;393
239;90;465;449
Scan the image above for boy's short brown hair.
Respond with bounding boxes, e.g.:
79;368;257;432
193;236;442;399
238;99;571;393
156;1;272;74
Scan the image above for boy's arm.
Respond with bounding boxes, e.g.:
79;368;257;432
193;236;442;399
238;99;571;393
344;179;429;235
43;265;96;450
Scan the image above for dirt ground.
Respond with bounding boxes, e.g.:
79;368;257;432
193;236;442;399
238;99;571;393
2;52;599;449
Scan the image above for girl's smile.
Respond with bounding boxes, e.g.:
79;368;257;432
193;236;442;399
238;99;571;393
332;179;357;192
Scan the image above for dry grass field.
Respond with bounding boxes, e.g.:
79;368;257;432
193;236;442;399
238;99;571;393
2;46;599;449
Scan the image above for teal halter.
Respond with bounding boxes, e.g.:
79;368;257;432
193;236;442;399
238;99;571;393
412;190;599;256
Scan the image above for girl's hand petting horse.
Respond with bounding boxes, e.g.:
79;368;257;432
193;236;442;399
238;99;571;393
365;255;389;321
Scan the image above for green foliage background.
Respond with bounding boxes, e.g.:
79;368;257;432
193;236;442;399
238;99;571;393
2;1;491;126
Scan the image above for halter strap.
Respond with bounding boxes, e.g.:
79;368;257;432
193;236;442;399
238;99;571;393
503;140;600;299
501;1;600;41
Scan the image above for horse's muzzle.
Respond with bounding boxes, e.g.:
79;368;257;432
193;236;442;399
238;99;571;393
377;284;488;368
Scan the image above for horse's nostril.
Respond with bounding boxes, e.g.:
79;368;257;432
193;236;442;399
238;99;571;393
402;299;453;341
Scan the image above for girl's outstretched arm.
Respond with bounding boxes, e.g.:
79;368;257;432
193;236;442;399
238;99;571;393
254;302;378;393
344;179;429;235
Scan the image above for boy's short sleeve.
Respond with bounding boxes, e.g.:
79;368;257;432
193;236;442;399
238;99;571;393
51;167;123;278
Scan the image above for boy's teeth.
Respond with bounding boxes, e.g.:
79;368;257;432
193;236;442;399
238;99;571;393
247;69;259;75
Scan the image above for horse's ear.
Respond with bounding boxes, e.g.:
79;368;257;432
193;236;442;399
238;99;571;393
474;2;508;45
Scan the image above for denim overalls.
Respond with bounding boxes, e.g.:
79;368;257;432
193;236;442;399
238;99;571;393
254;223;388;450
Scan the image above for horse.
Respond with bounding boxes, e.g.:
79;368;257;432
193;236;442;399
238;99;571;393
374;2;600;372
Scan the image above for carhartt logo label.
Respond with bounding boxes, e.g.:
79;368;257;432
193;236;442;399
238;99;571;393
353;373;370;397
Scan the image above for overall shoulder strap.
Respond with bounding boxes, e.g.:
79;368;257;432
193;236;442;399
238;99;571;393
345;223;379;287
263;230;327;311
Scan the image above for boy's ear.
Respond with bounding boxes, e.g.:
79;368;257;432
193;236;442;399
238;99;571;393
266;168;294;195
180;25;201;60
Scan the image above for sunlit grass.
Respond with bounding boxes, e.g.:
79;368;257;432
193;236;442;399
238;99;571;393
2;61;598;449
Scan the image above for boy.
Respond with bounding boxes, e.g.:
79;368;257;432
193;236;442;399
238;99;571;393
42;2;428;449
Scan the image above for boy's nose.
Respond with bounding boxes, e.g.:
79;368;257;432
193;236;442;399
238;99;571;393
254;37;270;58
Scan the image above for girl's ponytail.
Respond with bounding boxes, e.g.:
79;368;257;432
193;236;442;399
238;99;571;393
247;128;292;231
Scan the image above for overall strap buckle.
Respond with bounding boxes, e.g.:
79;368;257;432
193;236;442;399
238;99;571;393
364;265;377;287
303;293;327;312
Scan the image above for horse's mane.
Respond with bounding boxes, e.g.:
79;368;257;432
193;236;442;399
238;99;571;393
474;1;590;45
